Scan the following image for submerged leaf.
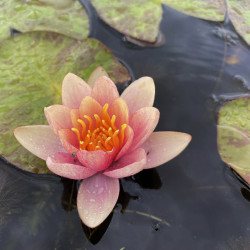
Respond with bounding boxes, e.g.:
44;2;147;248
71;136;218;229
0;170;24;231
90;0;162;43
217;97;250;184
0;31;130;174
0;0;89;40
228;0;250;45
20;184;58;236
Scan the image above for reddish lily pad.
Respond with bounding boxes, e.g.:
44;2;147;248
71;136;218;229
0;31;130;174
227;0;250;45
0;0;89;40
217;97;250;184
90;0;163;43
162;0;226;21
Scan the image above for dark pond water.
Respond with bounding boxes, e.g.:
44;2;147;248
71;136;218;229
1;2;250;249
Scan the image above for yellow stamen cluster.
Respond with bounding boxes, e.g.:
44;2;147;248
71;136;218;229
71;104;127;152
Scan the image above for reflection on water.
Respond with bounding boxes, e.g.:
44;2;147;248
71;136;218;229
1;1;250;249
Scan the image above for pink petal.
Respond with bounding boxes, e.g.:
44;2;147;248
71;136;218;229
87;66;109;87
104;148;146;178
62;73;92;109
109;98;129;128
129;107;159;152
46;152;96;180
115;125;134;160
44;105;72;135
91;76;119;106
141;131;192;169
14;125;65;160
77;149;117;171
79;96;102;128
77;174;119;228
58;129;79;154
121;77;155;114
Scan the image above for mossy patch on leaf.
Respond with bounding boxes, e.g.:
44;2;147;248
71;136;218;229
217;97;250;184
162;0;226;21
91;0;162;43
0;0;89;40
228;0;250;45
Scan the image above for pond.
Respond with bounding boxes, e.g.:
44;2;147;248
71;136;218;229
0;1;250;250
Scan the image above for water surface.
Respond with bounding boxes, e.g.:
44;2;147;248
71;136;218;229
1;3;250;250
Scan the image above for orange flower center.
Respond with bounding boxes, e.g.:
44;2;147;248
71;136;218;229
71;103;127;152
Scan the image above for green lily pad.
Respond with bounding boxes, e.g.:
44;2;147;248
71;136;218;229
0;0;89;41
162;0;226;21
90;0;226;44
227;0;250;45
0;31;131;174
90;0;163;43
217;97;250;184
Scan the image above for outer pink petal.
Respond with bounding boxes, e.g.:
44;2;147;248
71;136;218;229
14;125;65;160
44;105;72;135
109;98;129;128
62;73;92;109
46;153;96;180
129;107;159;152
104;148;146;178
77;174;119;228
141;131;192;169
91;76;119;106
58;129;79;154
121;77;155;114
115;125;134;160
77;149;117;171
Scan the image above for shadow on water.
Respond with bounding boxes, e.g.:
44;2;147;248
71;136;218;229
1;1;250;249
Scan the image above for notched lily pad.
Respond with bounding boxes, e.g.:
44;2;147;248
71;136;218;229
217;97;250;184
90;0;163;43
0;31;131;174
162;0;226;21
228;0;250;45
0;0;89;40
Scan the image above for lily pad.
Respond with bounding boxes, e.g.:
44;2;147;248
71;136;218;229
217;97;250;184
90;0;226;44
90;0;163;43
0;31;130;174
0;0;89;41
227;0;250;45
162;0;226;21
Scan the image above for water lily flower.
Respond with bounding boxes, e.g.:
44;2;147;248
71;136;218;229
14;69;191;228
